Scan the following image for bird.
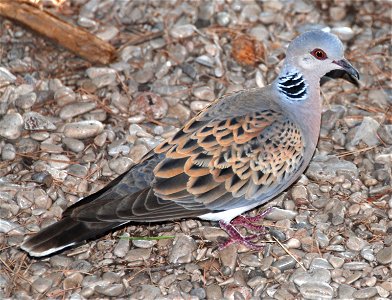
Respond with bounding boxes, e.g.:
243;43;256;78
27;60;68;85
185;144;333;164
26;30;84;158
21;30;359;257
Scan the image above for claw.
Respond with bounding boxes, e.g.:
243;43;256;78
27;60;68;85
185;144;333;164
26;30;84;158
218;208;272;250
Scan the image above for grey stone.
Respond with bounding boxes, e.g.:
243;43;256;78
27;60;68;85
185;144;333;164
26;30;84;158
306;154;358;183
59;102;97;120
272;255;297;271
23;112;56;131
64;120;104;139
0;113;23;140
352;287;378;299
299;282;333;300
95;284;124;297
169;234;197;264
54;86;76;106
376;246;392;264
351;117;381;146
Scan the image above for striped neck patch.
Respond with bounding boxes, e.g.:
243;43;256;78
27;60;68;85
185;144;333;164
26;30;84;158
277;72;308;101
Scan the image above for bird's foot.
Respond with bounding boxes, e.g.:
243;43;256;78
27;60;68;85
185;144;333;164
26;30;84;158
218;207;272;250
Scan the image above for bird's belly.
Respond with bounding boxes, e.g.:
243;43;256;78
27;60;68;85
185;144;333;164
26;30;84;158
199;202;261;223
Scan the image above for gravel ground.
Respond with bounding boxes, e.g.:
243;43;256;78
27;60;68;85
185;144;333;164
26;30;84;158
0;0;391;299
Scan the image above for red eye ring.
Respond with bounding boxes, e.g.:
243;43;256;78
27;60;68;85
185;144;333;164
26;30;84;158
311;48;327;60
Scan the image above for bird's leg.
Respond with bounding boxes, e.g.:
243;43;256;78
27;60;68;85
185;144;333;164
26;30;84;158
231;207;273;231
218;207;273;250
218;221;264;250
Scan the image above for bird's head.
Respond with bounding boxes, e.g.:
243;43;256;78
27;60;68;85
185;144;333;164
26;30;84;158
285;30;359;86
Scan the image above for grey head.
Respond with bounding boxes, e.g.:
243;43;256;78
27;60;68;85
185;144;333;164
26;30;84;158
283;30;359;84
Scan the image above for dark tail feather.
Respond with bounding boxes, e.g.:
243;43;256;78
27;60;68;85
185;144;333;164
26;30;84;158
20;217;125;257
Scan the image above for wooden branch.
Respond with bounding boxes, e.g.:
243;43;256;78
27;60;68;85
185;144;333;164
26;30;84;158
0;0;116;65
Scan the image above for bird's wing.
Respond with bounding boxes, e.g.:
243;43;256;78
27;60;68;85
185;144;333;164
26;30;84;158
153;89;306;211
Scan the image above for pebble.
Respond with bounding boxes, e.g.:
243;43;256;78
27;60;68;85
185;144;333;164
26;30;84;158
0;113;23;140
292;269;331;286
114;233;130;258
32;277;53;293
59;102;97;120
346;236;367;251
0;66;16;82
376;246;392;264
15;92;36;109
23;112;56;131
169;234;197;264
206;284;223;300
1;143;16;161
352;287;378;299
54;86;76;106
338;284;356;299
95;284;124;297
265;207;297;221
132;239;157;249
343;262;369;270
306;154;358;183
125;248;151;262
193;86;215;101
190;100;210;111
299;282;334;300
170;24;196;39
272;256;297;271
351;117;381;146
86;67;117;88
63;120;104;139
63;137;85;153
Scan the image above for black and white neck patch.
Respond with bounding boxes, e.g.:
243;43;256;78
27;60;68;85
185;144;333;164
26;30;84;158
277;72;308;101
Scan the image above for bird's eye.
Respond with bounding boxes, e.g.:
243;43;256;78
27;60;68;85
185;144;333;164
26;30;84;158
310;48;327;60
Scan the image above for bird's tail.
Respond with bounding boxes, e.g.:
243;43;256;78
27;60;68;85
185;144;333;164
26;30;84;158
20;217;124;257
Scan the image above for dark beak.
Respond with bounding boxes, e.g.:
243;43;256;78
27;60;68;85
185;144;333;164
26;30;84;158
321;59;360;87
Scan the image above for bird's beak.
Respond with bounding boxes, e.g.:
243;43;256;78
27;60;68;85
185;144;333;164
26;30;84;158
333;59;360;81
322;59;360;87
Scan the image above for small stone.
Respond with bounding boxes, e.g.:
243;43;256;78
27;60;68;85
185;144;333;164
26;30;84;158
169;234;197;264
265;207;297;221
63;273;83;290
351;117;381;146
193;86;215;101
15;92;36;109
32;277;53;293
306;154;358;183
49;154;70;170
190;100;210;112
129;92;168;119
1;143;16;161
59;102;97;120
0;67;16;82
23;112;56;131
0;113;23;140
95;284;124;297
331;27;354;41
63;137;85;153
170;24;195;39
299;282;333;300
343;262;369;270
114;233;130;258
272;256;297;271
64;120;104;139
216;12;230;26
352;287;378;299
125;248;151;262
132;239;157;249
206;284;223;300
329;6;346;21
377;124;392;145
376;246;392;264
54;87;76;106
346;236;367;251
86;67;117;88
338;284;356;299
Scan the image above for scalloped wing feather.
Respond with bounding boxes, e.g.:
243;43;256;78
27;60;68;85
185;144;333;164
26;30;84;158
153;107;305;211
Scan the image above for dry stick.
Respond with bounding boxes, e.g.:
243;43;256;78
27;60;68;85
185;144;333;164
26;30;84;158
0;0;116;65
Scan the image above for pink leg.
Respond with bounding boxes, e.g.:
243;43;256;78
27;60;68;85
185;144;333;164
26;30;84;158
218;207;273;250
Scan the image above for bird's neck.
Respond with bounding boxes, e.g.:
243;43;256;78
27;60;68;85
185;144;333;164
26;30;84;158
275;66;323;148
